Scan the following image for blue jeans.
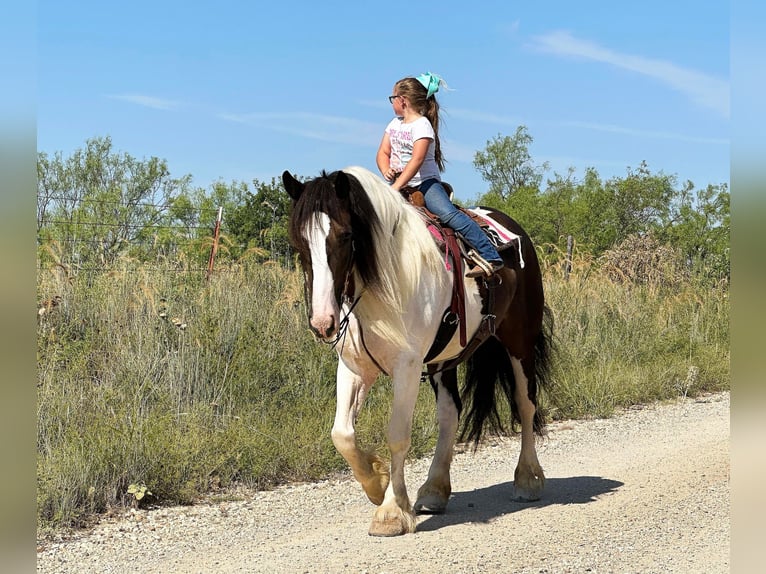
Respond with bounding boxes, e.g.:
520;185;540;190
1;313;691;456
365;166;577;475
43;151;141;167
419;178;502;263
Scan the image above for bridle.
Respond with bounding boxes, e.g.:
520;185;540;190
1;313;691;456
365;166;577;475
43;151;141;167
301;235;358;349
305;236;389;376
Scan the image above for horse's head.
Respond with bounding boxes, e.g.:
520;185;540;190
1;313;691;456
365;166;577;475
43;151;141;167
283;169;379;342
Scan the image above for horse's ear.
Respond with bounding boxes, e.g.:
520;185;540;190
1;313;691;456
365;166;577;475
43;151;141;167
282;170;304;201
333;170;351;201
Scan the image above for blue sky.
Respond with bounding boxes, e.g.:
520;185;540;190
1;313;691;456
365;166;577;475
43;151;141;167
37;1;729;202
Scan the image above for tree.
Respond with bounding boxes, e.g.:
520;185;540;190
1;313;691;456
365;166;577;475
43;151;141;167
471;127;729;281
226;177;292;264
538;167;579;244
473;126;549;199
563;167;615;253
551;162;675;256
656;181;730;281
37;136;194;266
604;161;675;242
37;151;72;234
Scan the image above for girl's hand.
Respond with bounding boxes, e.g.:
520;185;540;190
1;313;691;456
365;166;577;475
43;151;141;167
384;168;398;182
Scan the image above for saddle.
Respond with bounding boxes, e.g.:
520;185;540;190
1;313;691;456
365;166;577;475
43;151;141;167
398;185;514;369
399;184;519;257
399;181;524;269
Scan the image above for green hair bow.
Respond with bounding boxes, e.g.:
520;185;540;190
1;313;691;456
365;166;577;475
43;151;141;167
416;72;445;99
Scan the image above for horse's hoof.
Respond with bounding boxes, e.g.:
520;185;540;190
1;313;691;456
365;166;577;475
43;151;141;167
415;480;451;514
369;506;416;536
512;478;544;501
368;518;408;537
511;488;541;502
413;495;448;515
513;466;544;501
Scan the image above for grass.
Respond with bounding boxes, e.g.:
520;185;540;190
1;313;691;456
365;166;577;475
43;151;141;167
541;249;729;419
36;251;729;535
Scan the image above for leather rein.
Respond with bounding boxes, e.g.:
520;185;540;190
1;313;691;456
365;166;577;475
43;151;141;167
313;230;497;381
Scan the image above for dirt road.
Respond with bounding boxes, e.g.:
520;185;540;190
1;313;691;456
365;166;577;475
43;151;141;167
38;393;729;573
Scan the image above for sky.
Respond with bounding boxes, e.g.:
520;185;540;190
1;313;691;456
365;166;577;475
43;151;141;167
37;1;729;202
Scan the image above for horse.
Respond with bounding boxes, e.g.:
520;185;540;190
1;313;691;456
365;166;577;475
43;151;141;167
282;165;553;537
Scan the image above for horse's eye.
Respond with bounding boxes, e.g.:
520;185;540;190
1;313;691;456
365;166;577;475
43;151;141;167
339;231;353;243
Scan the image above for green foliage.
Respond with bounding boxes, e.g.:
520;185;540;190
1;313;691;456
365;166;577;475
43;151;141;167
473;127;729;283
473;126;549;199
127;484;152;506
37;261;340;531
226;178;293;265
37;136;198;266
655;181;730;281
37;254;728;534
39;132;728;283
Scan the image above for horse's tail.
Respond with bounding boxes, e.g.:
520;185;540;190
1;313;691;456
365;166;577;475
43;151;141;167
459;304;554;447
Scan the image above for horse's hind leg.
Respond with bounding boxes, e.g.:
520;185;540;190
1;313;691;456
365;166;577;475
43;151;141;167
510;356;545;501
414;367;460;514
331;359;389;505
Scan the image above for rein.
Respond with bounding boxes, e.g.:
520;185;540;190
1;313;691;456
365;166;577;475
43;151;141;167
328;274;390;378
316;241;390;377
328;290;361;350
313;229;498;382
320;239;357;349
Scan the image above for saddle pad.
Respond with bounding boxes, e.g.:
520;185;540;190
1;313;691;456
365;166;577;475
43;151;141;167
466;207;525;269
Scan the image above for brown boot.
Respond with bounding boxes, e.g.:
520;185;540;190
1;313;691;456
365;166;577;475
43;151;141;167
466;260;504;278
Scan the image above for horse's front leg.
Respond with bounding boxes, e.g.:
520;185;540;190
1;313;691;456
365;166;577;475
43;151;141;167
331;359;389;505
414;366;460;514
368;357;421;537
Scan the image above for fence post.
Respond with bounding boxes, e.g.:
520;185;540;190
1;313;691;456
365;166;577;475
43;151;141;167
206;207;223;281
565;234;573;280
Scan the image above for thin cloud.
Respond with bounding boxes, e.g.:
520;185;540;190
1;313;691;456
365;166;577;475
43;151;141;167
219;112;380;146
448;108;524;128
442;139;479;163
106;93;181;111
563;120;729;145
528;30;729;118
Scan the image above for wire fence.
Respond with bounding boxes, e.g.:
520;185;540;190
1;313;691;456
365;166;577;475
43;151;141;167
42;219;214;232
38;195;222;215
36;196;267;277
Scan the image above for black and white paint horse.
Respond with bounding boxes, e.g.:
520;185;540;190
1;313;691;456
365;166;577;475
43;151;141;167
283;166;553;536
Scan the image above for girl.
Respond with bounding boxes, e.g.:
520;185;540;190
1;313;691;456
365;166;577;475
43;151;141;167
376;73;503;278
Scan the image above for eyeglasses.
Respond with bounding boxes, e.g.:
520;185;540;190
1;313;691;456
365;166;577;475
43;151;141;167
388;95;402;103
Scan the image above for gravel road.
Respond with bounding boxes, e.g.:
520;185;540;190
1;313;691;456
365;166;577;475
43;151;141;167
37;392;729;574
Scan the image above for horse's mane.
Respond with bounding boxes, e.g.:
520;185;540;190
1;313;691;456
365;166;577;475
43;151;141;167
339;166;449;348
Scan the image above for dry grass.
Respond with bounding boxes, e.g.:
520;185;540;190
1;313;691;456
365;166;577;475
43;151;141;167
600;233;690;289
540;246;728;419
36;249;728;534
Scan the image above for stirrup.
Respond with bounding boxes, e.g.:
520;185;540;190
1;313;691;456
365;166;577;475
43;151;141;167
465;250;493;277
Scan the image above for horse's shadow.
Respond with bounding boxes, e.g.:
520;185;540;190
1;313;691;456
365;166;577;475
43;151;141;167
416;476;623;532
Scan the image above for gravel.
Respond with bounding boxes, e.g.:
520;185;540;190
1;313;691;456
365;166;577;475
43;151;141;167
37;392;729;573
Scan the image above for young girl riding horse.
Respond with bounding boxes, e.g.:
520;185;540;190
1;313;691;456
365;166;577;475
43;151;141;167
376;72;504;278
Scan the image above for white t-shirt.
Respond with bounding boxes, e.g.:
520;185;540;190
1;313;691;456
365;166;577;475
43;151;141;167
385;116;440;186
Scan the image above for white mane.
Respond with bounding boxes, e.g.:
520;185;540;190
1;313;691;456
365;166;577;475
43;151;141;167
341;166;450;349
